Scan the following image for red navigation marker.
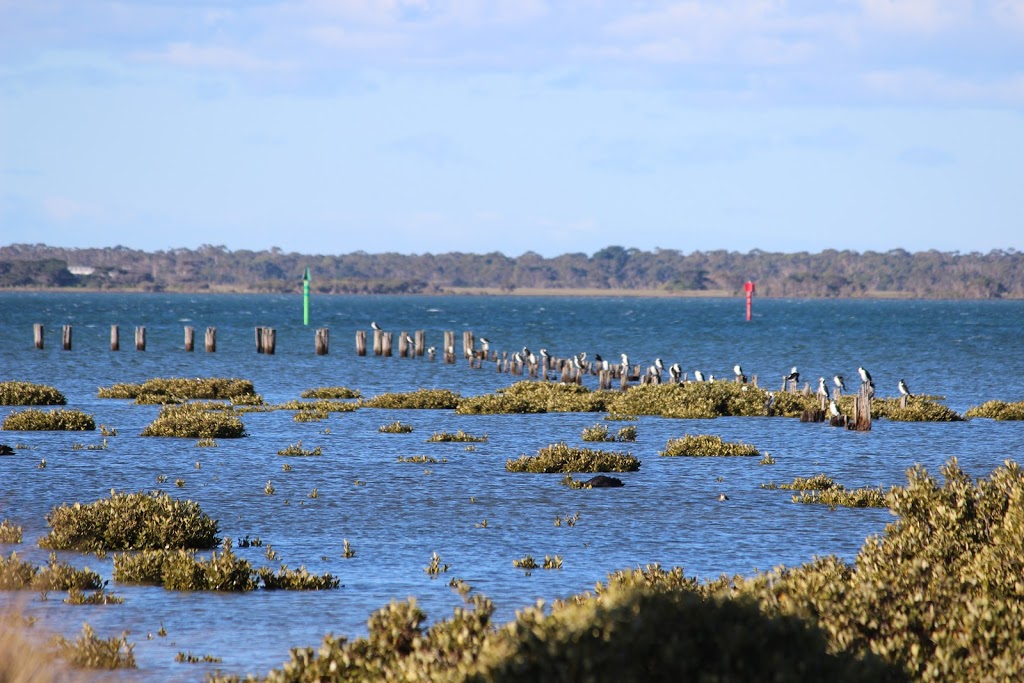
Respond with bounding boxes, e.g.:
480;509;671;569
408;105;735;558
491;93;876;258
744;281;755;321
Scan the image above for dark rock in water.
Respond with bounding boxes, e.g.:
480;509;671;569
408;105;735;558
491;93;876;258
584;475;624;488
0;444;14;455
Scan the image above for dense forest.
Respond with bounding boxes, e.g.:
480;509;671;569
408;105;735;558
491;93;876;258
0;244;1021;298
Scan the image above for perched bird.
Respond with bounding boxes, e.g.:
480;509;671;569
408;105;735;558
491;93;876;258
601;358;610;372
522;347;531;359
405;334;416;351
785;367;799;384
655;358;665;373
527;352;537;366
898;379;913;398
765;391;776;412
621;353;630;368
694;370;706;382
708;374;716;383
858;367;873;384
370;321;382;331
669;363;682;382
718;493;729;502
479;337;490;345
594;353;603;363
427;346;436;355
579;352;587;362
513;352;523;365
833;375;846;393
733;364;743;377
817;377;829;397
829;400;841;417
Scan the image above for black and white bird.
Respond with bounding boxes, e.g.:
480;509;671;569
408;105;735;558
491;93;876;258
527;352;537;366
621;353;630;369
817;377;829;397
898;379;913;398
370;321;382;331
512;352;523;365
522;347;531;360
572;355;584;371
654;358;665;373
829;400;841;418
765;391;776;412
733;364;743;377
694;370;706;382
578;352;587;363
786;366;799;384
858;367;873;384
669;363;682;382
833;375;846;393
708;373;716;383
479;337;490;351
427;346;436;357
405;333;416;351
594;353;603;364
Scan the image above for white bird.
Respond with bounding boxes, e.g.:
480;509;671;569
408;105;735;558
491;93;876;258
579;351;587;362
733;364;743;377
858;366;872;384
669;363;681;382
601;359;610;372
786;367;799;384
829;400;841;417
513;352;523;365
708;374;715;383
898;379;913;398
621;353;630;368
427;346;436;355
528;352;537;365
694;370;706;382
370;321;382;331
654;358;665;372
817;377;829;397
833;375;846;392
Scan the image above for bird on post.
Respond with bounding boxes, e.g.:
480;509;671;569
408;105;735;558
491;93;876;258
833;375;846;395
858;367;872;384
694;370;705;382
829;400;841;418
371;321;382;331
733;364;746;383
785;367;800;386
898;379;913;398
817;377;829;398
669;363;682;383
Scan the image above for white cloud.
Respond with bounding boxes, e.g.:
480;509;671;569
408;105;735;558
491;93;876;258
861;68;1024;103
144;43;292;72
857;0;972;32
43;196;103;222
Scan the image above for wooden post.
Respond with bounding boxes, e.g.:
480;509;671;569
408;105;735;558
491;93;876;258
850;385;872;431
398;331;409;358
110;325;119;351
444;331;455;364
205;327;216;352
373;329;383;356
255;327;264;354
184;326;195;352
381;332;392;357
263;328;276;355
315;328;329;355
415;330;425;356
462;331;474;359
62;324;72;351
899;395;908;409
135;326;146;351
33;323;44;350
356;330;367;356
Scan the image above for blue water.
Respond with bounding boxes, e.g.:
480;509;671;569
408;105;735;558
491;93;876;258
1;293;1023;681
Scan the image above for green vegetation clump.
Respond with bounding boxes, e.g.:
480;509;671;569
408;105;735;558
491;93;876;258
277;441;322;456
506;442;640;473
793;487;889;508
581;424;637;442
97;377;255;402
39;490;220;552
301;387;361;399
274;399;359;413
140;404;246;438
0;381;66;406
425;430;488;443
379;421;414;434
51;623;136;670
456;381;610;415
779;475;839;490
0;519;22;544
870;397;964;422
0;552;102;591
63;589;124;605
606;382;776;419
257;565;341;590
397;455;438;464
362;389;460;410
965;400;1024;420
2;409;94;431
660;434;760;458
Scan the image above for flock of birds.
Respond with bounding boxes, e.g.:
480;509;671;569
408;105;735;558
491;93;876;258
369;322;917;419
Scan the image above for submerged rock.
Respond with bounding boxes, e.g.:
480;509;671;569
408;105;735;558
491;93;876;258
584;475;624;488
0;444;14;455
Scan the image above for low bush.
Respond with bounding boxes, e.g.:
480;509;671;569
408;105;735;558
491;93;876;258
0;552;102;591
793;487;888;508
506;442;640;473
871;398;964;422
301;387;361;399
425;430;487;443
456;381;610;415
50;623;136;670
660;434;760;457
379;421;414;434
0;381;66;406
257;565;341;590
114;543;256;591
97;377;255;401
362;389;460;410
140;404;246;438
581;424;637;442
0;519;22;544
39;490;220;552
965;400;1024;420
277;441;322;456
2;409;94;431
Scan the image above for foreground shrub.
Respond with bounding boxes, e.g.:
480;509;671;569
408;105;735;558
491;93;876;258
0;552;102;591
2;409;94;431
660;434;760;457
965;400;1024;420
0;519;22;544
506;442;640;473
39;490;220;552
140;404;246;438
97;377;255;401
793;487;888;508
51;623;136;670
0;381;66;406
362;389;460;410
301;387;361;399
456;381;611;415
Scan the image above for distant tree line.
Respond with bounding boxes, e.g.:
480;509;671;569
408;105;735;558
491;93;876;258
0;243;1021;298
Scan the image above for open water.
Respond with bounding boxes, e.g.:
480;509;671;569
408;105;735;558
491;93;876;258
1;292;1023;680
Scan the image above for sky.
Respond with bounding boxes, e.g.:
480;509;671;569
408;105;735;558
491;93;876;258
1;1;1022;258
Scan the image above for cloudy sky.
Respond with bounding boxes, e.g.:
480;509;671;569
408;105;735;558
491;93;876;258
1;1;1021;257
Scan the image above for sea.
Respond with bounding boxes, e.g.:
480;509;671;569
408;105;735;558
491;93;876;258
1;292;1023;681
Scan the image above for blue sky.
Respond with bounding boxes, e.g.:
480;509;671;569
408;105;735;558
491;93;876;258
2;1;1022;257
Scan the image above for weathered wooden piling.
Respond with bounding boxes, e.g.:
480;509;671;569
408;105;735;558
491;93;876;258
33;323;44;350
373;329;383;356
381;332;392;357
356;330;367;356
800;409;825;423
205;327;216;352
134;326;146;351
462;331;474;359
62;325;72;351
315;328;329;355
850;386;872;431
443;331;456;364
262;327;276;355
184;326;195;352
415;330;425;357
399;331;409;358
255;327;264;354
110;325;119;351
899;395;909;409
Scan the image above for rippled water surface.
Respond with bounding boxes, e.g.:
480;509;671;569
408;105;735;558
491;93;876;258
1;293;1023;680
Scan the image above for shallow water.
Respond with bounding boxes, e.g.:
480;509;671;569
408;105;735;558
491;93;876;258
1;293;1022;680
